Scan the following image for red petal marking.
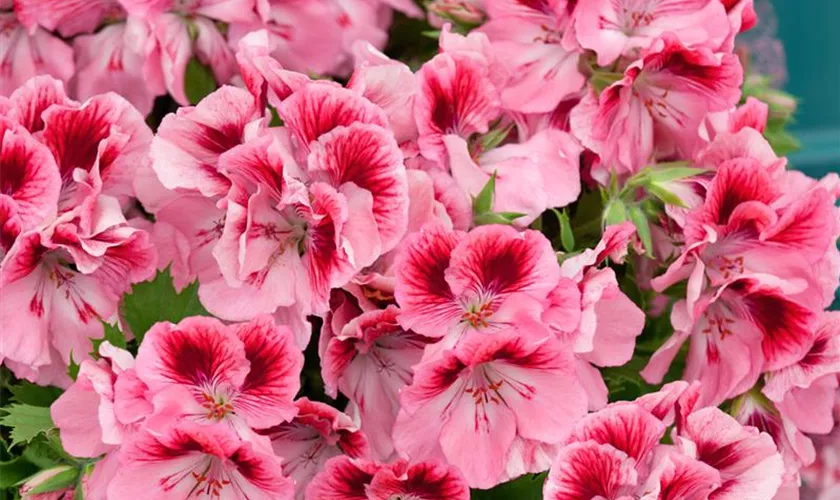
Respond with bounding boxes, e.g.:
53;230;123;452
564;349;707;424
41;101;114;182
279;84;388;148
306;456;375;500
544;441;637;500
566;405;665;462
147;318;247;389
736;282;814;370
310;123;406;250
702;159;777;226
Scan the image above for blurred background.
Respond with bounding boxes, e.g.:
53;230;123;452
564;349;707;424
770;0;840;176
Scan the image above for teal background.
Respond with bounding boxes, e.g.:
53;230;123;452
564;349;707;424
771;0;840;307
772;0;840;176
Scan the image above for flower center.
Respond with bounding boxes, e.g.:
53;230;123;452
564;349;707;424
201;392;234;420
461;302;493;329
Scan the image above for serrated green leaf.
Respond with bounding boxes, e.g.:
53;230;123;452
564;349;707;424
472;172;497;215
8;382;62;407
121;269;210;345
471;474;545;499
0;405;54;447
629;205;653;257
184;57;217;105
26;466;78;495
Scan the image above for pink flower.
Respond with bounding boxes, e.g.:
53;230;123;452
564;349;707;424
71;18;165;116
763;312;840;435
150;85;263;197
260;398;370;498
229;0;390;79
394;223;559;348
51;341;150;457
107;421;294;500
644;274;816;406
414;51;501;162
573;0;730;66
0;13;75;97
305;455;469;500
393;331;587;488
38;91;153;208
570;34;742;180
134;315;302;432
0;118;60;252
653;159;835;308
320;292;433;460
0;196;156;382
676;406;785;499
478;0;584;113
14;0;123;37
443;128;582;225
543;383;723;500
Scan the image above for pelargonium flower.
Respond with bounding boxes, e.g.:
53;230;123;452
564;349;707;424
644;273;816;406
0;117;60;252
0;196;156;385
571;34;743;181
14;0;123;38
305;455;469;500
260;398;370;499
543;381;785;500
549;222;645;409
572;0;731;66
51;341;151;458
478;0;584;113
134;315;302;433
107;421;294;500
71;17;164;116
121;0;257;105
393;330;587;488
320;291;434;461
0;12;74;96
394;223;559;350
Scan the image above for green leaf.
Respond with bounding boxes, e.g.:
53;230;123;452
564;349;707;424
22;436;65;469
471;474;545;499
478;123;514;152
603;198;628;225
590;70;623;94
551;208;575;252
0;456;39;488
647;166;707;183
647;183;686;208
27;466;78;495
8;382;62;407
67;353;80;381
472;172;497;215
184;57;217;105
473;211;525;227
121;269;210;345
0;404;54;447
420;30;441;39
91;322;127;355
629;205;653;257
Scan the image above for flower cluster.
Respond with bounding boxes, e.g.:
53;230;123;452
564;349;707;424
1;0;421;114
1;0;839;499
1;77;156;385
